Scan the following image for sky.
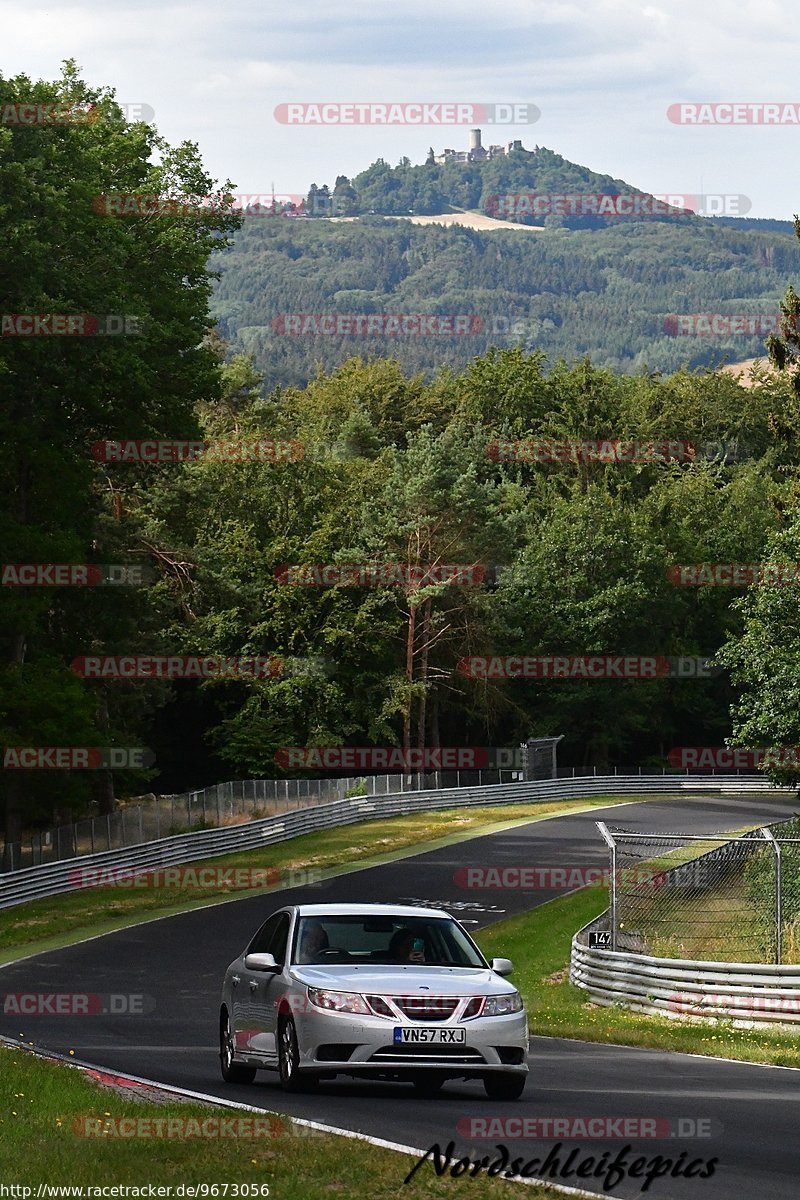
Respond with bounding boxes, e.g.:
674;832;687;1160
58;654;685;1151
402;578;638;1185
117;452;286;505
2;0;799;219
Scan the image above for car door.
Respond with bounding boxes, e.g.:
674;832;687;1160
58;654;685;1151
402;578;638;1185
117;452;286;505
238;910;291;1060
260;911;292;1056
232;912;283;1059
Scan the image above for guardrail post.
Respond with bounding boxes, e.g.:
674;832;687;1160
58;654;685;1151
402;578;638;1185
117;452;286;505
596;821;617;952
762;827;782;964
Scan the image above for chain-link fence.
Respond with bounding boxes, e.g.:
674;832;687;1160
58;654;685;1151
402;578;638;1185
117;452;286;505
599;816;800;964
2;766;533;872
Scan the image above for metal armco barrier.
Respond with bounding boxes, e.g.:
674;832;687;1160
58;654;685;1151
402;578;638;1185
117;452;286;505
570;936;800;1026
0;774;788;911
571;812;800;1027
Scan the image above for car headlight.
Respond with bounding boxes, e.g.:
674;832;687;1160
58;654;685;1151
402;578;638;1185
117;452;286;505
307;987;370;1014
482;992;523;1017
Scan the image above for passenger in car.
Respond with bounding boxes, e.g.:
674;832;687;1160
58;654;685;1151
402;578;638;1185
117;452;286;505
388;928;426;963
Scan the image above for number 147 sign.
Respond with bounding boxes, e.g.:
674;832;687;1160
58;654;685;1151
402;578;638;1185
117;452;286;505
588;931;612;948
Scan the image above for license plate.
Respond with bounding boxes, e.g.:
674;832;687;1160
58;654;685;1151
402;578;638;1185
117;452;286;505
393;1026;466;1044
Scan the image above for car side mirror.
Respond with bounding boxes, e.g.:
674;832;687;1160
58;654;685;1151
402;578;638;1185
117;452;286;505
491;957;514;977
245;952;280;972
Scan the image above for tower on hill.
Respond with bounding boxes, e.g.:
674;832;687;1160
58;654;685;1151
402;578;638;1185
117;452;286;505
434;129;526;165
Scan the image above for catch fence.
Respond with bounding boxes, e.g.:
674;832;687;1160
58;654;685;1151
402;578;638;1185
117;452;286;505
596;815;800;964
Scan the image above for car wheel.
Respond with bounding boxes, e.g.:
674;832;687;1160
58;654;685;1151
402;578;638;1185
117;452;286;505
483;1072;526;1100
219;1011;257;1084
278;1014;315;1092
412;1072;446;1097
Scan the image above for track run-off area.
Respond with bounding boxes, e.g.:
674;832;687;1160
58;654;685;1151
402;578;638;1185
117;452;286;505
2;793;800;1199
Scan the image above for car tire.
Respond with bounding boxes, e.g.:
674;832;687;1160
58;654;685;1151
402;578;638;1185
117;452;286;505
412;1072;446;1097
483;1072;526;1100
278;1014;315;1092
219;1011;257;1085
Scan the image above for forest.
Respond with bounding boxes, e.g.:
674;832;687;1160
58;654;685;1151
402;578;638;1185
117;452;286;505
213;209;800;387
4;64;800;853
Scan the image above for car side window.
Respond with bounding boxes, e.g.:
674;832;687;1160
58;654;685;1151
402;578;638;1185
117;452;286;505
269;913;291;966
247;913;281;955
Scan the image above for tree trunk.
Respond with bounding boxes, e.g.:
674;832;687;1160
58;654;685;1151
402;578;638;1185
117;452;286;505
92;688;116;815
3;465;30;866
403;600;416;760
2;776;24;871
416;598;432;757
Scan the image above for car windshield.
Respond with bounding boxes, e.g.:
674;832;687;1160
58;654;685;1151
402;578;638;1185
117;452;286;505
292;914;486;967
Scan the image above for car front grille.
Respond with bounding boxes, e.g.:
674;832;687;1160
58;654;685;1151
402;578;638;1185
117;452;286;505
366;995;461;1022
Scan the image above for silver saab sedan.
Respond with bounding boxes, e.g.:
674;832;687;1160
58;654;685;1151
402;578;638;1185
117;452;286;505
219;902;528;1099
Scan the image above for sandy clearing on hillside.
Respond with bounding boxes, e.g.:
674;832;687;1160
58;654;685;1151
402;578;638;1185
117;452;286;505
719;357;779;387
330;211;545;233
397;212;546;232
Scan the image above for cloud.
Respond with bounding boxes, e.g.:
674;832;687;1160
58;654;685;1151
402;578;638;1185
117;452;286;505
1;0;797;217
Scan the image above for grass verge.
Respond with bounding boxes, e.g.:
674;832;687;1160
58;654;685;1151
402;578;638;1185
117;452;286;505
475;886;800;1068
1;795;649;965
0;1045;578;1198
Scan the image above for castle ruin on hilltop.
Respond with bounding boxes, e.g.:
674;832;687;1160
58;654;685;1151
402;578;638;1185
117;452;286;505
433;128;534;165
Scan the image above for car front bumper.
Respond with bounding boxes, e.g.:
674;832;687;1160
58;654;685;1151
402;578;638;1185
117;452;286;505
293;1005;529;1078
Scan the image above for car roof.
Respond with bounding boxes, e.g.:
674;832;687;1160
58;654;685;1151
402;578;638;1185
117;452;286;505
292;903;454;919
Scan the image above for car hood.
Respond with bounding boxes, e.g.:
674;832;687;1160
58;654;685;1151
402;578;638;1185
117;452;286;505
289;964;516;996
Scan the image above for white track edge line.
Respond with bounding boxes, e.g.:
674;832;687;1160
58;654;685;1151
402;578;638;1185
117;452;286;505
0;1034;621;1199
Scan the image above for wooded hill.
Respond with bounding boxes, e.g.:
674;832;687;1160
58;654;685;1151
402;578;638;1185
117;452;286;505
213;146;799;387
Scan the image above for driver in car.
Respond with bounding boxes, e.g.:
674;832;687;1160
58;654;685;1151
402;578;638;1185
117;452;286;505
297;920;329;963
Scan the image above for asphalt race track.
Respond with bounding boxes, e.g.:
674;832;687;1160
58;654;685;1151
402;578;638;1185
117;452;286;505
3;794;800;1198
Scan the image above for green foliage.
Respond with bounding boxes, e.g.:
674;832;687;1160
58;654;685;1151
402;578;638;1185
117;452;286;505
0;62;238;842
212;214;800;389
7;67;800;843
